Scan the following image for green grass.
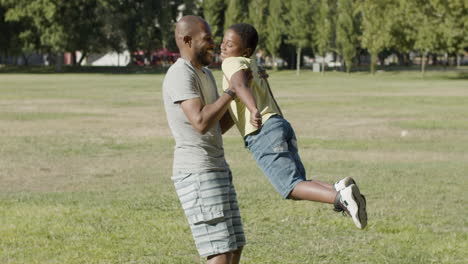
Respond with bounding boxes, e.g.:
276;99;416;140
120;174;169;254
0;70;467;263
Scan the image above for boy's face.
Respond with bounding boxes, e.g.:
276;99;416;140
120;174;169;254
220;29;249;61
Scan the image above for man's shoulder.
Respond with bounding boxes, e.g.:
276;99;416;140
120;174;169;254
167;59;196;76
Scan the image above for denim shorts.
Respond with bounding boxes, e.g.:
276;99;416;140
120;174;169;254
245;115;306;198
171;169;245;257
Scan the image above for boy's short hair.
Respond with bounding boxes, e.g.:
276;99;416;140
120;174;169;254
228;23;258;57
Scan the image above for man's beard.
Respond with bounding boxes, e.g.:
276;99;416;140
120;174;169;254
196;47;212;66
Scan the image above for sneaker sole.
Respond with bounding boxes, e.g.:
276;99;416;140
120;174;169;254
334;177;356;191
350;185;367;229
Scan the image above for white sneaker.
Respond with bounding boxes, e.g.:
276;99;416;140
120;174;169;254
334;177;356;191
338;184;367;229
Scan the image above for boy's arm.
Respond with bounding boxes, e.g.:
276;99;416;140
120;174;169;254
180;90;235;134
219;110;235;134
229;70;262;128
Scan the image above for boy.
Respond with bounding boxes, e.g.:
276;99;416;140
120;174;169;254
220;23;367;229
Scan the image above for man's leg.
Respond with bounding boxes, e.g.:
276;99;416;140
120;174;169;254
231;246;243;264
206;246;243;264
207;252;232;264
173;171;245;260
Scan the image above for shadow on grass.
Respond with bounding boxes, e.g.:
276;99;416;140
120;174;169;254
1;65;467;79
446;71;468;80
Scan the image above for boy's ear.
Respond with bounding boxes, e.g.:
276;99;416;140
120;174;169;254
244;48;252;57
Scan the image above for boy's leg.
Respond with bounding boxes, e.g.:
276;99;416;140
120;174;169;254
288;180;336;203
312;180;335;190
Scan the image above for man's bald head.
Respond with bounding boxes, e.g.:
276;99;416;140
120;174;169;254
174;15;214;68
175;15;208;43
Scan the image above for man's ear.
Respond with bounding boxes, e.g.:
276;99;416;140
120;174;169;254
183;36;192;47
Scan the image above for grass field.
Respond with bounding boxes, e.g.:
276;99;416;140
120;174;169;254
0;70;467;264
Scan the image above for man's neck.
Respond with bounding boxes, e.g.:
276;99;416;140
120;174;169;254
181;54;202;70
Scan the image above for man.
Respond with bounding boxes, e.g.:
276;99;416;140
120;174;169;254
162;16;244;264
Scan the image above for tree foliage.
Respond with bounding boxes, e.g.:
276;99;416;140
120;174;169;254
265;0;285;69
202;0;226;46
315;0;334;73
336;0;359;72
0;0;467;72
285;0;314;75
359;0;394;74
247;0;268;51
224;0;248;30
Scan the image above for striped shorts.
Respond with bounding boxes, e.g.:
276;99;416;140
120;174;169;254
172;169;246;257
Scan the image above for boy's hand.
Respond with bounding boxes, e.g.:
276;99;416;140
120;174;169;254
250;110;262;128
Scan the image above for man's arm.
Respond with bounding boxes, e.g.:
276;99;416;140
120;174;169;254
180;91;235;134
219;110;235;134
229;70;262;128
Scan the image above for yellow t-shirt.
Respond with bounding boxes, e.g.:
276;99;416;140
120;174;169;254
222;57;282;137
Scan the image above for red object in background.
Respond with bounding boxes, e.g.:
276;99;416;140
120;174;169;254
133;49;180;66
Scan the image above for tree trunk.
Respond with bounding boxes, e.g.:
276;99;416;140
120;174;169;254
78;51;87;66
22;53;29;66
296;47;301;76
397;52;405;66
370;52;377;74
378;56;385;70
407;53;412;66
71;52;77;66
55;52;64;72
321;53;325;75
345;56;352;73
272;55;278;71
421;52;426;76
457;54;461;68
432;54;438;65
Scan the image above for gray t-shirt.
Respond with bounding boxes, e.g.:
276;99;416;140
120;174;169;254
163;58;227;174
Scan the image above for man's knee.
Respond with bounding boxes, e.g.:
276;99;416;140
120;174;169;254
207;252;232;264
233;246;243;255
231;246;244;264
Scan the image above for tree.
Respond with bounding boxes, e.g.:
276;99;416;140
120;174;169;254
401;0;444;74
314;0;333;74
103;0;178;65
335;0;359;73
265;0;285;70
440;0;468;68
285;0;314;75
202;0;226;46
0;4;37;64
224;0;248;30
181;0;200;15
359;0;394;74
387;0;416;66
2;0;110;68
247;0;268;51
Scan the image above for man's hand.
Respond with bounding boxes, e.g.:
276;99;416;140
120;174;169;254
250;109;262;128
